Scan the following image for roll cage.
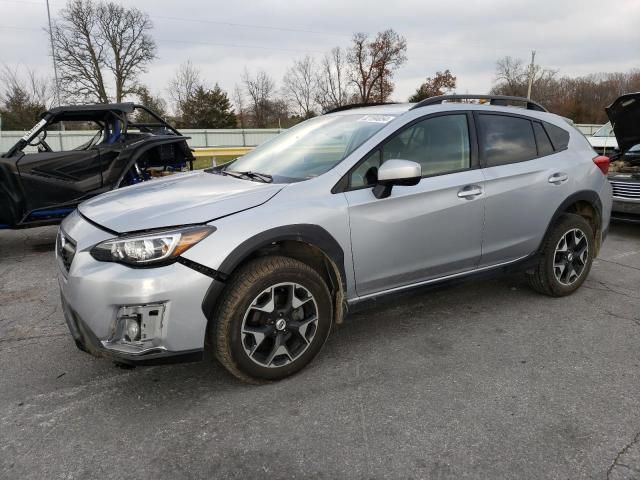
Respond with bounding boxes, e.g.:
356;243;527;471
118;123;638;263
3;103;182;158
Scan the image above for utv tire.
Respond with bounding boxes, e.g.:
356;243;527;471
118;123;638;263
526;214;595;297
211;256;333;383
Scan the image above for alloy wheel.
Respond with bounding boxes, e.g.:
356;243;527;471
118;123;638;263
240;282;319;368
553;228;589;286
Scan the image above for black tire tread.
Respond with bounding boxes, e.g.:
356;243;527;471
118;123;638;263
526;213;594;297
211;255;330;383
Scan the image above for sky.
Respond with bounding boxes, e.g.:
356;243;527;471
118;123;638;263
1;0;639;110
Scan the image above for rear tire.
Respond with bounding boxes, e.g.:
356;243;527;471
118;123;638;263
526;214;595;297
211;255;333;383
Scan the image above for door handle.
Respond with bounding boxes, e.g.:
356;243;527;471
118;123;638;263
457;185;483;199
548;173;568;184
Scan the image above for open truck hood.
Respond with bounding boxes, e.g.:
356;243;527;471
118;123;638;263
606;92;640;154
78;171;285;233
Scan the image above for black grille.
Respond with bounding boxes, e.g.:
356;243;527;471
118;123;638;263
57;230;77;272
610;180;640;200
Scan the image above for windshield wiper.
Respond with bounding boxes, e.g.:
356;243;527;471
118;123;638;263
224;170;273;183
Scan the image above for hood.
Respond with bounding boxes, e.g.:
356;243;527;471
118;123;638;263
78;171;285;233
606;92;640;153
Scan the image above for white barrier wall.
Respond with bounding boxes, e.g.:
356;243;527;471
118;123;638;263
574;124;603;135
0;125;602;153
0;128;283;153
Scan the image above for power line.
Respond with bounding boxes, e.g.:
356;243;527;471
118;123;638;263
0;0;476;57
0;25;41;31
157;38;323;54
0;26;323;55
0;0;344;37
151;14;336;36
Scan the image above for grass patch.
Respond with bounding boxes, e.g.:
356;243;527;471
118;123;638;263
191;155;237;170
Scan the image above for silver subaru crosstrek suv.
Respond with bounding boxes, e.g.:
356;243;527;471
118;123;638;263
57;95;612;383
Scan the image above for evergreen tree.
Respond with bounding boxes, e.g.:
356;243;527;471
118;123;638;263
179;85;236;129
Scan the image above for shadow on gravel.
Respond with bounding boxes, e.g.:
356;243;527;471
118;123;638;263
80;274;529;407
29;242;56;253
610;219;640;238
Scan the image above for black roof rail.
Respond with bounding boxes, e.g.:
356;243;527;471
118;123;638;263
410;95;548;112
325;102;397;114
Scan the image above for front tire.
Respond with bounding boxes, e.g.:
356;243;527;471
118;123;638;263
211;256;333;383
526;214;595;297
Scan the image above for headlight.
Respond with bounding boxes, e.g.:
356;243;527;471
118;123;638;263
90;225;215;266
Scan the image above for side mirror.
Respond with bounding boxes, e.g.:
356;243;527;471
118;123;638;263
373;159;421;199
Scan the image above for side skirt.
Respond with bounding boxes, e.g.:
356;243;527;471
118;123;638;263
345;254;536;314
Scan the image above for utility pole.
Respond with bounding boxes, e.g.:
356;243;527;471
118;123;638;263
526;50;536;100
46;0;62;107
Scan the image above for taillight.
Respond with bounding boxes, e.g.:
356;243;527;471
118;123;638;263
593;155;610;175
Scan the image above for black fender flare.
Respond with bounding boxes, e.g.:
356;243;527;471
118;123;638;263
537;189;603;253
201;224;346;324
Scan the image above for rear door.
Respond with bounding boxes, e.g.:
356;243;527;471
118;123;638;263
476;112;573;266
343;112;486;297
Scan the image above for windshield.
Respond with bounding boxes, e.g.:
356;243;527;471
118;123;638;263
593;122;614;137
222;113;396;182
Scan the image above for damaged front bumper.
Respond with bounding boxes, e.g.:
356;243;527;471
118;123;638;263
56;211;213;366
60;295;202;366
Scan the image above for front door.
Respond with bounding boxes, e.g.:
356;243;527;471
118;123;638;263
343;112;486;297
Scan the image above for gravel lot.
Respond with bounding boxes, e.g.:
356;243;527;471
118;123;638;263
1;222;639;479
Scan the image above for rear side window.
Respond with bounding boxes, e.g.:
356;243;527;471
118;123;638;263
477;114;537;166
533;122;554;157
544;122;570;151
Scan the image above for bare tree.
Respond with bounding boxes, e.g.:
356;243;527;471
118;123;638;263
0;65;52;129
316;47;350;112
282;56;317;118
168;60;202;116
50;0;156;103
348;29;407;103
492;56;557;98
233;84;247;128
491;55;558;107
487;56;640;122
1;65;51;108
408;70;457;102
242;68;276;128
493;56;526;95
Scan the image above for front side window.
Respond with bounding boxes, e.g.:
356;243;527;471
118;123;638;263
350;114;471;188
478;114;537;167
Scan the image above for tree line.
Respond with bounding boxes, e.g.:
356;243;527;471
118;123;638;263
0;0;636;130
490;56;640;124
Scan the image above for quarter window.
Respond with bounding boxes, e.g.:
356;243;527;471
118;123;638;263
544;122;570;151
533;122;555;157
478;114;537;166
349;114;470;188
